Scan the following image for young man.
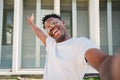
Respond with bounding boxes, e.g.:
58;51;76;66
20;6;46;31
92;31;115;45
27;13;118;80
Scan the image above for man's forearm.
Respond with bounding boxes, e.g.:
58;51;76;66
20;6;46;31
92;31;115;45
31;24;47;46
27;14;47;46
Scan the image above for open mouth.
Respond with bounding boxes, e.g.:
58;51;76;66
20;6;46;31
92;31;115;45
52;28;59;35
49;26;60;37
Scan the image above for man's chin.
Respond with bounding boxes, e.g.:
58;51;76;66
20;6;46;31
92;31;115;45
55;37;63;43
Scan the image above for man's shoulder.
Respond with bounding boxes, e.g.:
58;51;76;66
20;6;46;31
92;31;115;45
78;36;87;38
75;37;91;43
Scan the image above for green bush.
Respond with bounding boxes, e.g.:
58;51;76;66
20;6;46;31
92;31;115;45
83;77;101;80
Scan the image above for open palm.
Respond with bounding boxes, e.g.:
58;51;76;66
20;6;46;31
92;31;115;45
27;13;35;27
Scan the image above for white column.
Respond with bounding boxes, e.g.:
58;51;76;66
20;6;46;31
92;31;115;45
0;0;3;67
35;0;41;67
54;0;60;15
13;0;23;72
107;0;113;55
89;0;100;48
72;0;77;38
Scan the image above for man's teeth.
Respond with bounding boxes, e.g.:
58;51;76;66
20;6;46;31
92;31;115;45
53;29;58;34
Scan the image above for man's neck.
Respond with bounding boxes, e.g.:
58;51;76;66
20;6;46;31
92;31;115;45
56;33;71;43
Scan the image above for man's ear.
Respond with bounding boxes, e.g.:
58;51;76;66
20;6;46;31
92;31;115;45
62;20;65;25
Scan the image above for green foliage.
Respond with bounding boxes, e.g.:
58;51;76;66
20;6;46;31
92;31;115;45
83;77;101;80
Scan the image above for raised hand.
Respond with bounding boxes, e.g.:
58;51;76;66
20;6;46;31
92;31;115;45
27;13;35;27
26;13;47;46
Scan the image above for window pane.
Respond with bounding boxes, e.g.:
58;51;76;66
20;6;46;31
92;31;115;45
21;0;36;68
77;0;89;37
100;0;109;53
40;46;46;68
112;0;120;53
41;0;54;9
1;0;14;69
60;0;72;36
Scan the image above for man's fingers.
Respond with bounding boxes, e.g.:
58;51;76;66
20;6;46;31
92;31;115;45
27;13;34;20
26;13;35;27
31;13;34;20
26;15;31;23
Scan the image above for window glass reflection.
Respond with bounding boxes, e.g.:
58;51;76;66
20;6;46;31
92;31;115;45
100;0;108;53
77;0;89;37
21;0;36;68
41;0;54;9
60;0;72;36
1;0;14;69
112;0;120;53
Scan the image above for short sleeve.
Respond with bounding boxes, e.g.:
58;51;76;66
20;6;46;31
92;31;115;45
46;36;56;51
78;37;97;57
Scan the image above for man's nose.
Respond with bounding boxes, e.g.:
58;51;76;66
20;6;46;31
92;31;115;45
46;24;56;33
50;22;56;28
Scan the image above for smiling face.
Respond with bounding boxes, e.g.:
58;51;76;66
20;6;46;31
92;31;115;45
44;17;68;42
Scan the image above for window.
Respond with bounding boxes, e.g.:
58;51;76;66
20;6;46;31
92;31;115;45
21;0;36;68
100;0;120;54
0;0;14;69
60;0;72;36
112;0;120;53
77;0;89;38
100;0;109;53
21;0;54;68
41;0;54;9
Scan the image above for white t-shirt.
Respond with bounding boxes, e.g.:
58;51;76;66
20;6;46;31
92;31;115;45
43;37;96;80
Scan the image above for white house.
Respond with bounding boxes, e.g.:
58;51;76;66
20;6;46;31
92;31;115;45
0;0;120;78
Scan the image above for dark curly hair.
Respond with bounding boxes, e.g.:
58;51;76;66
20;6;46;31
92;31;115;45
42;13;62;29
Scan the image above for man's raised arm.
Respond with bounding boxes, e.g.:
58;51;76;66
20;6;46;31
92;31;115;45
27;14;47;46
85;48;117;80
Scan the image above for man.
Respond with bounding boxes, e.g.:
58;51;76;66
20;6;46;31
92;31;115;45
27;13;118;80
